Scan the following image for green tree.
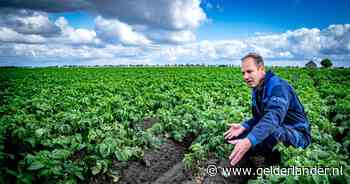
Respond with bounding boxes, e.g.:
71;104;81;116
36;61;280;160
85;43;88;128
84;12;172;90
320;58;333;68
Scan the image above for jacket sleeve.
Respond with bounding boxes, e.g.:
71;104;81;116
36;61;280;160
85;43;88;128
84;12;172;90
246;84;290;147
241;118;257;130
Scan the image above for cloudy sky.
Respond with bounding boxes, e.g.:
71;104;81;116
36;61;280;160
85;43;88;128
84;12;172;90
0;0;349;66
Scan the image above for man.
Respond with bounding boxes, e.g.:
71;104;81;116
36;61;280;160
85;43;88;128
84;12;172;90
224;53;311;166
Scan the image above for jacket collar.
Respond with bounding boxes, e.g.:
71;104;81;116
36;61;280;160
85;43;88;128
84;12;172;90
264;70;274;84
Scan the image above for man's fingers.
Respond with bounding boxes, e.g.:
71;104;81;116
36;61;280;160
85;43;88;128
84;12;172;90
229;138;251;166
224;130;235;139
224;132;235;140
230;150;243;166
225;132;235;140
228;131;240;139
223;129;231;136
230;155;240;166
228;139;240;145
229;147;238;160
224;125;236;136
224;133;230;140
228;133;238;140
224;124;242;137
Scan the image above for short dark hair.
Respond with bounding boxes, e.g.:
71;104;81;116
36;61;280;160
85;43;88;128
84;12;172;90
241;52;264;66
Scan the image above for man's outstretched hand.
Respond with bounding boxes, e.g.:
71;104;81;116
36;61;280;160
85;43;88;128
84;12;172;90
227;138;252;166
223;123;245;140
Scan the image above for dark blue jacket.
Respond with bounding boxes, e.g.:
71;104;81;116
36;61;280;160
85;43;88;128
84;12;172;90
242;71;311;147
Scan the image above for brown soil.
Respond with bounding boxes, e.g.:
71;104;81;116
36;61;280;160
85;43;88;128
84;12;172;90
117;139;192;184
86;118;280;184
87;146;279;184
86;117;196;184
142;117;158;130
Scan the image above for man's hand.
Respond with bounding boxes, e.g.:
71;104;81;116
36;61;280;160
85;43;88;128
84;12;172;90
228;138;252;166
224;123;245;140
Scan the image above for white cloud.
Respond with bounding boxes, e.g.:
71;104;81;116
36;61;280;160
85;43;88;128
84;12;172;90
169;0;206;30
0;0;207;59
145;29;196;44
0;27;46;43
0;11;99;46
213;40;247;59
0;5;349;67
246;28;321;59
90;0;205;45
143;25;349;64
320;24;350;55
0;0;207;31
245;25;350;59
0;8;60;35
94;16;151;46
54;17;100;45
285;28;321;57
90;0;206;30
168;30;196;44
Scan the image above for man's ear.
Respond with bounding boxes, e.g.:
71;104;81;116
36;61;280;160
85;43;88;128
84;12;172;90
257;64;265;72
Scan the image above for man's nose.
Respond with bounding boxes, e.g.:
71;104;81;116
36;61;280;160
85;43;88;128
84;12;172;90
243;74;249;80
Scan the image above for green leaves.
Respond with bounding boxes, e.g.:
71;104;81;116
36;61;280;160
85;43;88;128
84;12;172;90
1;67;350;184
35;128;46;138
91;160;109;175
27;161;45;170
114;149;129;161
51;149;71;160
114;147;142;161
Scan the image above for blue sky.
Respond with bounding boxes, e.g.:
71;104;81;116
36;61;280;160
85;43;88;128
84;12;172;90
200;0;350;40
0;0;349;66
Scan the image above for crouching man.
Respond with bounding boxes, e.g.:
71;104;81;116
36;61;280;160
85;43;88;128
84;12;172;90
224;53;311;166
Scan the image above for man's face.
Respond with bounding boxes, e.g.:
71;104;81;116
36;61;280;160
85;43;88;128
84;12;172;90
241;57;265;88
